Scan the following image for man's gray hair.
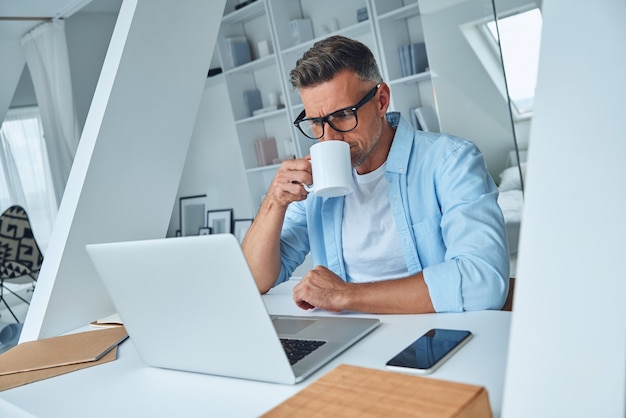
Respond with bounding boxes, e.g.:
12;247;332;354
289;35;382;89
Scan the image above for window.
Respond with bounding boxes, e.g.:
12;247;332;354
1;107;57;252
485;8;543;116
461;6;542;120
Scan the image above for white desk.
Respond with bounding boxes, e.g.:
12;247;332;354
0;280;511;417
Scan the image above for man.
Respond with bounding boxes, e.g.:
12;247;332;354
242;36;509;314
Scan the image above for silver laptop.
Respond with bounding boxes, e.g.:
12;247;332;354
86;234;379;384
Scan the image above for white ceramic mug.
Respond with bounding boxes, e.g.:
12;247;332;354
303;141;353;197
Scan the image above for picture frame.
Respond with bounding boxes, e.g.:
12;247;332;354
179;195;207;236
198;227;212;235
207;208;234;234
233;218;253;243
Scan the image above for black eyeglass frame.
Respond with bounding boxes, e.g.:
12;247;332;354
293;83;381;140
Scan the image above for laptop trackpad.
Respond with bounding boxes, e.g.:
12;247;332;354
272;317;316;335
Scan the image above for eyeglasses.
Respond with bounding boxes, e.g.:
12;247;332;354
293;83;381;140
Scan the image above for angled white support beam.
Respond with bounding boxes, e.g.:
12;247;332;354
21;0;226;341
502;1;626;416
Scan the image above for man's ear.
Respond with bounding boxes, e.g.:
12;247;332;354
377;83;391;116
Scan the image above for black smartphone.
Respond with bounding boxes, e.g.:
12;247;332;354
385;328;472;375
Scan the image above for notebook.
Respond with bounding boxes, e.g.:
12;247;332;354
85;234;379;384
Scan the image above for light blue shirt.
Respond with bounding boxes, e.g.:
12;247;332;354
275;113;510;312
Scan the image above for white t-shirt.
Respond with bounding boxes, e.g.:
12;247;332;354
342;162;409;283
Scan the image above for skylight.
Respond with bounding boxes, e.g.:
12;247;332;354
486;8;542;116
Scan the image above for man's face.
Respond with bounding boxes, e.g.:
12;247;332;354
299;71;389;173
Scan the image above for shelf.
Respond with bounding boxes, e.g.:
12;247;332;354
214;0;436;213
335;20;372;42
222;0;266;25
388;71;432;86
377;3;420;21
246;163;281;173
205;72;225;89
235;107;286;124
280;21;372;55
224;54;276;75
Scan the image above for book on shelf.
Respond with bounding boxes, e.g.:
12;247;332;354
410;42;428;74
410;108;422;130
412;106;440;132
225;36;251;69
243;89;263;117
398;44;412;78
398;42;429;77
255;137;278;167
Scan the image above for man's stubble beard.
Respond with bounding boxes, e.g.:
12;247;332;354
351;120;383;169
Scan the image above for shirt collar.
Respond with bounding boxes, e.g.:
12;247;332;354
386;112;413;175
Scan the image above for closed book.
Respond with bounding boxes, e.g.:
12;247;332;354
255;137;278;167
226;36;251;68
414;106;440;132
398;44;412;78
243;89;262;117
357;7;368;22
409;107;422;130
410;42;428;74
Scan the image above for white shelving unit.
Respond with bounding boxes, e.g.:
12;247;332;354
213;0;437;213
371;0;436;124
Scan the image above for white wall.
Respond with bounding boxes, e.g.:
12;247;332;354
502;0;626;416
65;10;119;131
6;64;34;109
420;0;537;179
22;0;226;341
6;5;254;239
6;9;119;128
167;76;254;237
8;2;524;216
0;41;26;122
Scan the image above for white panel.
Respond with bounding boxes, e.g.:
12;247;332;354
502;1;626;417
21;0;227;341
173;80;255;222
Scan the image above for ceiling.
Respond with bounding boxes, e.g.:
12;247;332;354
0;0;121;41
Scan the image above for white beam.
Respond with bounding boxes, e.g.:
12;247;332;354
21;0;226;340
502;0;626;416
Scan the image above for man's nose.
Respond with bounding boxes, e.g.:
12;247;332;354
319;126;345;142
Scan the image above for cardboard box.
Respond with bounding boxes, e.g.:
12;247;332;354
262;364;492;418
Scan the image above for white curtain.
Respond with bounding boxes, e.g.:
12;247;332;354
21;19;80;205
0;107;58;252
0;129;27;205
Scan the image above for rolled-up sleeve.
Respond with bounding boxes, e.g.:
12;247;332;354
276;201;310;285
419;138;509;311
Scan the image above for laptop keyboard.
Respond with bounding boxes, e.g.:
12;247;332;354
280;338;326;365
